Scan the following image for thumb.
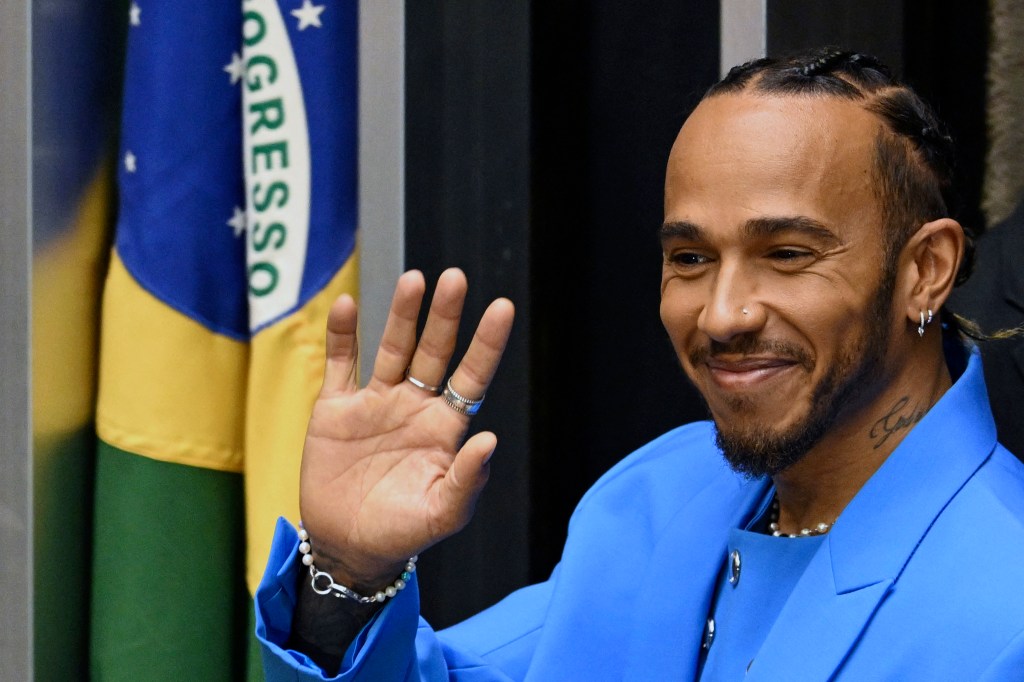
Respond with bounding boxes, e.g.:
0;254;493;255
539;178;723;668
439;431;497;530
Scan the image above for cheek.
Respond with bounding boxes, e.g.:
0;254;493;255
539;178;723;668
659;282;702;349
658;265;676;297
773;293;869;366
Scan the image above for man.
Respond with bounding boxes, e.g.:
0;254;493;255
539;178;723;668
948;198;1024;457
256;50;1024;680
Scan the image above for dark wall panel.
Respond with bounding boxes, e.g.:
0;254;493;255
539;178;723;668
405;0;533;628
902;0;989;235
767;0;904;73
529;0;719;578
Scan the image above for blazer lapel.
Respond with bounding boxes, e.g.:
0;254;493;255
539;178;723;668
623;475;770;682
744;542;892;680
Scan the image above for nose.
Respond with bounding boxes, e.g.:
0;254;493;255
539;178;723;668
697;263;764;342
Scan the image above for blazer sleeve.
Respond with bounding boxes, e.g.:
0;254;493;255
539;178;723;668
255;518;550;681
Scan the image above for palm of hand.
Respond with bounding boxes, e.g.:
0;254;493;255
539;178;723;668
303;387;470;563
297;269;512;590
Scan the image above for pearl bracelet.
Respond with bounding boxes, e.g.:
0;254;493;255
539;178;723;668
298;525;417;604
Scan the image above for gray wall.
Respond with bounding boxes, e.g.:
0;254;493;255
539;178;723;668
0;0;33;677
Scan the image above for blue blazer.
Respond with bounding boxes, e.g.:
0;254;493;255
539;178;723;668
257;349;1024;680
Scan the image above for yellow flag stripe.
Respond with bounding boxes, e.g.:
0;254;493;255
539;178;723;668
96;252;248;473
33;163;112;439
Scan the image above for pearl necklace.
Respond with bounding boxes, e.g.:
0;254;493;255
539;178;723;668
767;498;834;538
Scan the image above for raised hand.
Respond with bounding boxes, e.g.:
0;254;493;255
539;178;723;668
299;268;515;593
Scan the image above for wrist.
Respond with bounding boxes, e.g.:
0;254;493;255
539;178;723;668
295;518;411;592
288;563;384;676
298;525;417;603
309;554;408;596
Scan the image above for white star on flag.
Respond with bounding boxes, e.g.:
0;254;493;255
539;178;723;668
124;150;137;173
224;52;245;85
129;2;141;26
227;206;247;238
291;0;325;30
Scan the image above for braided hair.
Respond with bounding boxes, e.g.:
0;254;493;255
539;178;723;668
705;47;974;289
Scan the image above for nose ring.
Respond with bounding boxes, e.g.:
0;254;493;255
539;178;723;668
741;307;750;316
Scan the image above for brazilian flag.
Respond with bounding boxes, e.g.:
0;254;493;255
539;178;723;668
90;1;358;678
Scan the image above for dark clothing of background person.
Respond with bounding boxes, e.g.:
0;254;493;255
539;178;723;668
948;200;1024;457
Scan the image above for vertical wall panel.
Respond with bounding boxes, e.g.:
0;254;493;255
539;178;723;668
358;0;406;381
405;0;533;628
529;0;719;579
0;0;32;677
722;0;767;75
902;0;989;234
766;0;903;71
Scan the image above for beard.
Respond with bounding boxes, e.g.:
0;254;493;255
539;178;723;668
694;267;898;478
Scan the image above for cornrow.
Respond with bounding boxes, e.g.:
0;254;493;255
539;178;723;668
704;47;974;287
797;49;854;78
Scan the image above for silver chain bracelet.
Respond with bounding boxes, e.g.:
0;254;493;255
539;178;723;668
298;524;417;604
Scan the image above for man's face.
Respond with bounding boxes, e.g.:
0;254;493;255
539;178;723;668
660;93;901;476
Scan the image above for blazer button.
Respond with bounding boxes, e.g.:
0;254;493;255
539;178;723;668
728;549;741;586
703;617;716;650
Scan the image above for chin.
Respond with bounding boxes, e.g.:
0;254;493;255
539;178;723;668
713;419;823;478
708;395;832;478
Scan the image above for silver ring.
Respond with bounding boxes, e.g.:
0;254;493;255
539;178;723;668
442;377;484;416
406;370;441;394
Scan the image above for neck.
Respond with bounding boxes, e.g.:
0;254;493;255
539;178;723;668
770;342;953;535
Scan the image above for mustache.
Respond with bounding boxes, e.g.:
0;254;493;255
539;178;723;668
688;337;814;370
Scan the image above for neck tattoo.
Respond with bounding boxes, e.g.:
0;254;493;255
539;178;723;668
869;395;926;450
767;498;834;538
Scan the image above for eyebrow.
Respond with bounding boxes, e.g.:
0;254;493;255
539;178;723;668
659;220;704;242
744;216;841;246
659;216;841;247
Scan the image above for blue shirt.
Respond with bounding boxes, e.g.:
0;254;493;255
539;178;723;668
700;527;825;680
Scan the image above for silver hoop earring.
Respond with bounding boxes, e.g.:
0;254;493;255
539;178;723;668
917;310;926;337
926;308;933;324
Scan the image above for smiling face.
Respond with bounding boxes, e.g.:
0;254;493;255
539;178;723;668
660;93;904;476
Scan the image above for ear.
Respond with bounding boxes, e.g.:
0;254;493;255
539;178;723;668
899;217;964;326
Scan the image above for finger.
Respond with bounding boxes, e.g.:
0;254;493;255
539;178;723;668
407;268;467;390
437;431;497;532
321;293;359;395
370;271;427;388
446;298;515;404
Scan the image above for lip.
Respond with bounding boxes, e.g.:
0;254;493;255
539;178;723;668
705;356;800;390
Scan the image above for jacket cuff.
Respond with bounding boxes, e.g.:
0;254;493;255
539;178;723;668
254;517;422;681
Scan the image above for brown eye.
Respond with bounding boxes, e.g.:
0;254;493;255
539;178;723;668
769;249;809;260
668;251;709;266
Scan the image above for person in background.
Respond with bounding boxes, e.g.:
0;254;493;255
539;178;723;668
949;199;1024;457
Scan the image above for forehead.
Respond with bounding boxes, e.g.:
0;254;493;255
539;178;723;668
664;93;885;235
